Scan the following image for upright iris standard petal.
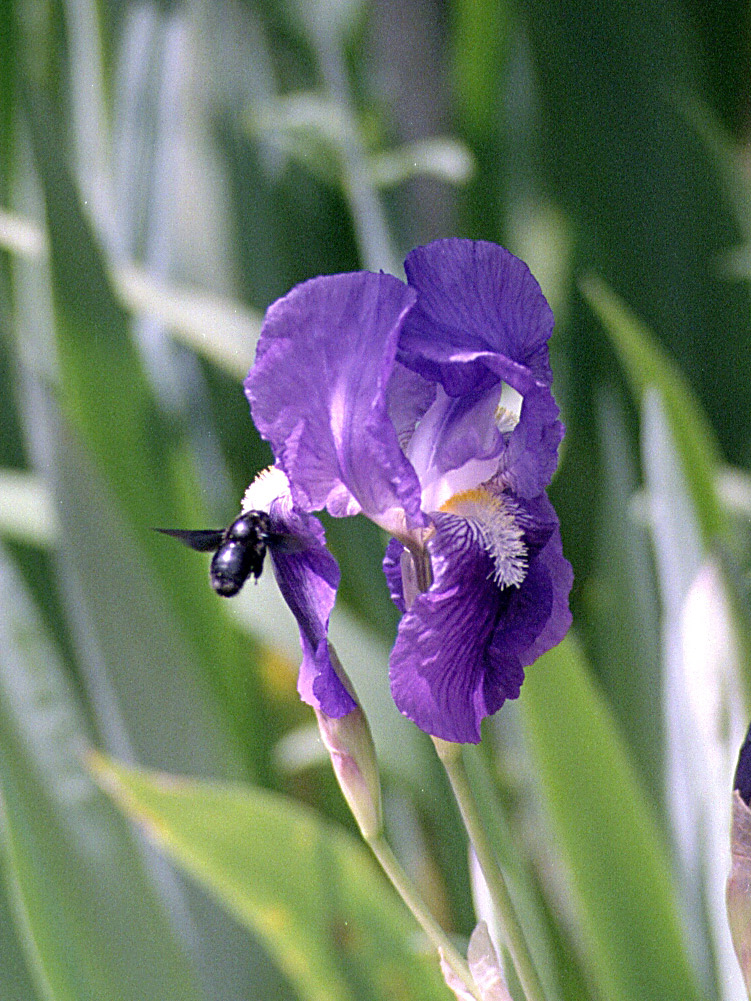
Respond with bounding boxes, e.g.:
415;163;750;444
400;239;555;391
399;239;564;499
496;383;564;499
245;272;427;535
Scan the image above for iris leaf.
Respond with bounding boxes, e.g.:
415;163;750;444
25;88;170;529
580;275;725;544
113;265;262;381
50;412;244;780
25;84;277;780
91;754;453;1001
0;468;57;546
368;139;474;188
463;746;593;1001
0;543;203;1001
518;634;704;1001
588;391;662;804
640;389;746;999
0;862;41;1001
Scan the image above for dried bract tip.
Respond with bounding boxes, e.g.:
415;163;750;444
727;788;751;992
440;921;513;1001
734;720;751;808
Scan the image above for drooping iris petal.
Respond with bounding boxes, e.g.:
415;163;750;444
246;271;428;533
388;513;518;743
267;502;356;718
486;558;553;662
508;494;573;665
388;498;571;742
400;239;555;392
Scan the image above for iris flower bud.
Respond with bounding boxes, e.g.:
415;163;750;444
727;721;751;992
314;645;382;841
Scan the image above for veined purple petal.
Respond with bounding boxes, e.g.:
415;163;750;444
246;272;427;532
400;239;555;393
509;494;573;664
388;498;572;743
404;361;563;504
266;500;356;718
385;361;436;447
498;383;564;498
405;382;503;497
394;239;562;496
389;513;511;742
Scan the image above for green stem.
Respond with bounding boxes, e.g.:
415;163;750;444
433;737;548;1001
366;832;482;1000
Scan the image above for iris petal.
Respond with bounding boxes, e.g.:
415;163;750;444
382;537;407;614
388;498;571;742
397;240;563;497
385;361;436;450
498;383;564;498
267;503;356;717
246;271;427;532
400;238;555;392
389;513;514;743
509;495;573;664
404;356;563;502
406;382;502;498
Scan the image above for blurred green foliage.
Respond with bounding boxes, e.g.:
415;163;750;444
1;1;750;1000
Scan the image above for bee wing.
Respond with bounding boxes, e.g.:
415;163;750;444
267;530;307;554
155;528;225;552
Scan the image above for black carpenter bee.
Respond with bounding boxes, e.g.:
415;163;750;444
157;511;273;597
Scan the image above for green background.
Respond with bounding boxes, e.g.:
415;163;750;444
1;2;750;1000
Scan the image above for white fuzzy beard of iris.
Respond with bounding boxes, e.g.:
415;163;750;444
440;486;527;588
241;465;291;515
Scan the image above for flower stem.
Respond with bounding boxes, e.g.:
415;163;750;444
365;831;482;1000
433;737;548;1001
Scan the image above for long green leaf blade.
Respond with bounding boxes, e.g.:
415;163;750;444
518;635;704;1001
641;389;746;1001
0;544;203;1001
580;275;725;543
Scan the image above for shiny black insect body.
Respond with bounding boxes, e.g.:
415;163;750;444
158;511;273;597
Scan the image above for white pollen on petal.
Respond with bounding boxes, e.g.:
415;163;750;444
495;382;523;434
242;465;291;514
440;486;527;588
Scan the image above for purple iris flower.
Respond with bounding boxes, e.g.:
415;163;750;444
245;238;572;743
